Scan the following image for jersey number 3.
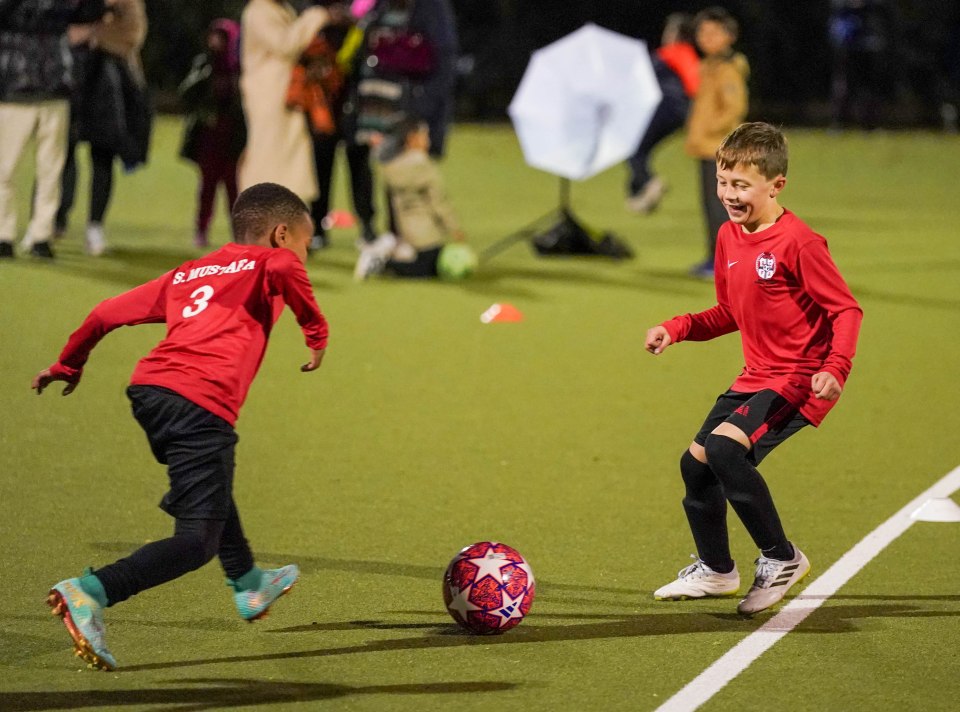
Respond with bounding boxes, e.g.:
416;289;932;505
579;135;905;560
182;285;214;318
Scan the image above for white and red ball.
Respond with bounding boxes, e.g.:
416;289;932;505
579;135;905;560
443;541;535;634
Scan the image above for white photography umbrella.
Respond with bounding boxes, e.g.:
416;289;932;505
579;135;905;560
508;23;662;181
483;24;662;262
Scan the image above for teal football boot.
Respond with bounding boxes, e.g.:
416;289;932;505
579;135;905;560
229;564;299;621
47;578;116;670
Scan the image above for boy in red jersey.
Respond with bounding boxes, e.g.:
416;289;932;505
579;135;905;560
33;182;329;669
645;123;862;615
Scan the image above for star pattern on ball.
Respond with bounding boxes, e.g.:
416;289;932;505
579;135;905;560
446;584;481;623
467;546;515;583
490;589;526;628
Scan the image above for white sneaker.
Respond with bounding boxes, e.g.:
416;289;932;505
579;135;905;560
737;546;811;616
654;557;740;600
370;232;397;258
85;223;106;256
353;233;396;280
353;248;385;280
626;177;667;214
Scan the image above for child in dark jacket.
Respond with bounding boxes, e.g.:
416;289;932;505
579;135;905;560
179;19;246;249
626;13;700;214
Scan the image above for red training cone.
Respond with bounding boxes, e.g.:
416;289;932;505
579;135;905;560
322;210;357;230
480;303;524;323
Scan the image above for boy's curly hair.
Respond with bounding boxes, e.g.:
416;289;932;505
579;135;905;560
231;183;310;244
717;122;788;179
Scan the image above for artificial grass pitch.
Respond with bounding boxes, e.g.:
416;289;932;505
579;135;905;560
1;120;958;711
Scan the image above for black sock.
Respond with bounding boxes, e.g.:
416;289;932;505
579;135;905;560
679;450;735;573
704;435;792;558
762;541;796;561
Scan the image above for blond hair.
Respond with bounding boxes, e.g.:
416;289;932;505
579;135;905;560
716;122;788;178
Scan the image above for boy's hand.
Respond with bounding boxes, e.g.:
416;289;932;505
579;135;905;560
301;348;325;372
811;371;841;401
645;326;672;355
32;366;81;396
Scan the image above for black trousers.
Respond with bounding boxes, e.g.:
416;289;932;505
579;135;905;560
699;159;729;261
310;132;374;238
92;386;254;606
57;139;115;229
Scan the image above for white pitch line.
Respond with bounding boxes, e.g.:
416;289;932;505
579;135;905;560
656;465;960;712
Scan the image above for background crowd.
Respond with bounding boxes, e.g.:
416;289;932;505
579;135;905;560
1;0;957;271
142;1;960;129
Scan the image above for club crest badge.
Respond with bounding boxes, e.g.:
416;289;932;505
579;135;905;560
755;252;777;280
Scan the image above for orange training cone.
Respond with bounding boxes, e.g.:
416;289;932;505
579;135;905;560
480;303;524;323
322;209;357;230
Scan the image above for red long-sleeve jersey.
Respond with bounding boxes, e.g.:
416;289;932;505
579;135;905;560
662;210;862;426
50;243;329;426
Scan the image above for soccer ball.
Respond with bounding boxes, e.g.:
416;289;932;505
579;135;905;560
443;541;535;634
437;243;478;280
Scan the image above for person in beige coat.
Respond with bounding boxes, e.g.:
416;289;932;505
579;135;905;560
239;0;336;204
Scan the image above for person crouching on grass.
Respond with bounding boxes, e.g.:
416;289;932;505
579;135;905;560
644;122;862;616
354;117;466;280
34;183;329;670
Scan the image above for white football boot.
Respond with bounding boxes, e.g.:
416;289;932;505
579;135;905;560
654;557;740;600
737;546;811;616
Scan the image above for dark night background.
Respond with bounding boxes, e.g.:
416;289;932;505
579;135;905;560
142;0;960;128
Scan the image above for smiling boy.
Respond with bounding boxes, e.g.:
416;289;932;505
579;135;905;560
645;122;862;615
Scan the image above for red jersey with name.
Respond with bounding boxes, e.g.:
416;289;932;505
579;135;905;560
52;243;329;426
662;210;862;426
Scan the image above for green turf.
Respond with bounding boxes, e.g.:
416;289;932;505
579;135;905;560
1;119;959;711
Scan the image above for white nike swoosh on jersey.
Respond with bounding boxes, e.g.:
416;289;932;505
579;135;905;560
727;261;739;268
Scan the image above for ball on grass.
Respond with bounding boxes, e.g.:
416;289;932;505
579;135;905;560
443;541;535;634
437;243;478;280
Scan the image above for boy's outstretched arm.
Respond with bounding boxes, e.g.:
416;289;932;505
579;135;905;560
268;252;329;372
647;303;738;357
32;272;171;396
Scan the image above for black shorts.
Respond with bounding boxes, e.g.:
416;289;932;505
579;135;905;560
127;385;238;520
693;390;809;465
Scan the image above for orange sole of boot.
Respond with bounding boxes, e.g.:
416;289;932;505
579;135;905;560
46;590;114;671
246;578;298;623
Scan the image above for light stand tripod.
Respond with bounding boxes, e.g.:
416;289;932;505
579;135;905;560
479;177;631;262
480;178;583;261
